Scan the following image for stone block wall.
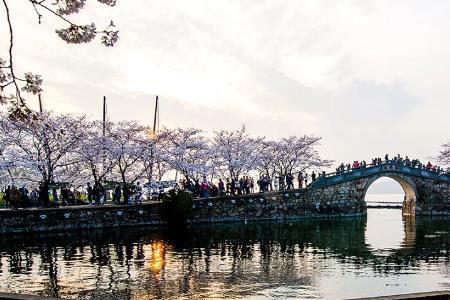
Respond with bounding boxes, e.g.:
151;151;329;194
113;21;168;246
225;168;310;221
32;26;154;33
191;186;366;223
0;186;367;233
413;178;450;215
0;204;164;233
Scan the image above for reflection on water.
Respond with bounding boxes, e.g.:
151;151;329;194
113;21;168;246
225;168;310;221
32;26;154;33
366;209;405;250
0;209;450;299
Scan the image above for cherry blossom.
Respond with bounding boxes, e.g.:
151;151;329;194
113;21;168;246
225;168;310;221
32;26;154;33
97;0;117;6
271;136;333;175
56;23;97;44
0;112;89;203
211;125;266;179
0;0;119;116
21;72;43;94
101;29;119;47
159;127;212;180
106;121;155;203
55;0;86;15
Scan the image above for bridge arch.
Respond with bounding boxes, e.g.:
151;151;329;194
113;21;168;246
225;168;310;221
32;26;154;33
363;173;417;216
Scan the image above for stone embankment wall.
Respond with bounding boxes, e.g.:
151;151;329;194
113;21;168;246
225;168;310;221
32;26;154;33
191;186;366;223
0;186;366;233
0;204;164;234
414;178;450;215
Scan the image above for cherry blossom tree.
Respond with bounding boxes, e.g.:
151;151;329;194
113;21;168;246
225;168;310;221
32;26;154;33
107;121;154;204
0;0;119;119
0;112;89;205
271;136;332;176
159;127;212;181
211;126;266;179
255;140;277;184
438;142;450;166
76;120;116;188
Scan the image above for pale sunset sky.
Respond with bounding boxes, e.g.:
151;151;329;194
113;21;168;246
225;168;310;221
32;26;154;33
1;0;449;166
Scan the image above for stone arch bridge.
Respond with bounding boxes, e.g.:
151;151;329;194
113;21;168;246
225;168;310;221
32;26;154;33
310;162;450;216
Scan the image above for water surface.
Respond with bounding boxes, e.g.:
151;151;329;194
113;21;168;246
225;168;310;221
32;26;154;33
1;208;450;299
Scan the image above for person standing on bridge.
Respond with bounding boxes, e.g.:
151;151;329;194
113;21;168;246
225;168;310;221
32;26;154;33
311;171;316;183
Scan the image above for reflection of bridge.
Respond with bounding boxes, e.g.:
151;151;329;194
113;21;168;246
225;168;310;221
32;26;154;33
310;162;450;216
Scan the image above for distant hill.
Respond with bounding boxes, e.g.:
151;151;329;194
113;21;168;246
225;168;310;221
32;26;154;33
366;180;404;194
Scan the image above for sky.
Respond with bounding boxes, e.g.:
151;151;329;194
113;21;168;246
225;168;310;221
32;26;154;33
1;0;449;167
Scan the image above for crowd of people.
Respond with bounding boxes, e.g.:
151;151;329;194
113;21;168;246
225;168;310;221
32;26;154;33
178;172;322;199
0;170;325;208
179;176;256;198
0;181;145;209
335;154;449;175
1;153;448;207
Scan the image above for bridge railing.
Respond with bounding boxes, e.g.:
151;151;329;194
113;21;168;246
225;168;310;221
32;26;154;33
313;162;450;187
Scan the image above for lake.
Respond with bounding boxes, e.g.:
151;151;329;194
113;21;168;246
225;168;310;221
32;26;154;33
0;206;450;299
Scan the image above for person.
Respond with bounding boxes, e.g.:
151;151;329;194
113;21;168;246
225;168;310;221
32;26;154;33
405;156;411;166
30;188;39;207
286;173;294;190
20;186;30;208
238;178;244;195
61;186;69;206
10;185;21;209
278;175;285;190
86;182;93;204
385;154;389;163
298;172;303;189
194;179;201;198
244;177;250;194
218;179;225;196
4;185;11;208
311;171;316;182
52;188;59;206
203;179;211;198
113;185;121;204
98;183;105;204
38;184;48;207
226;178;231;195
230;178;236;195
135;182;143;204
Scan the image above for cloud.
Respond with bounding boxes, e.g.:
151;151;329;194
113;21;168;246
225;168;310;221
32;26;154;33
1;0;449;166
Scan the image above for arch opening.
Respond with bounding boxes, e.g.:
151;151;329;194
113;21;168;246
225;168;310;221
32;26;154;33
364;175;417;216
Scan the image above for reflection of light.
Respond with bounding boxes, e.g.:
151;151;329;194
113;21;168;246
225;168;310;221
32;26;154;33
150;241;166;274
147;129;158;141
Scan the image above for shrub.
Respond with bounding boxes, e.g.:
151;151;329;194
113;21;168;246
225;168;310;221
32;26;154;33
161;189;194;226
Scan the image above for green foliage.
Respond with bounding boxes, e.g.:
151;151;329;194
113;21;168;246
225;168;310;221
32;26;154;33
161;189;194;226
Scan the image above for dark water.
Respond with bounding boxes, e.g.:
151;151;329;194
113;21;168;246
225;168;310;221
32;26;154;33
1;209;450;299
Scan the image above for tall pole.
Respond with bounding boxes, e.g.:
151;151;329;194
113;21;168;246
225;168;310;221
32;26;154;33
102;96;107;194
103;96;107;137
38;93;43;113
148;96;159;186
153;95;158;134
